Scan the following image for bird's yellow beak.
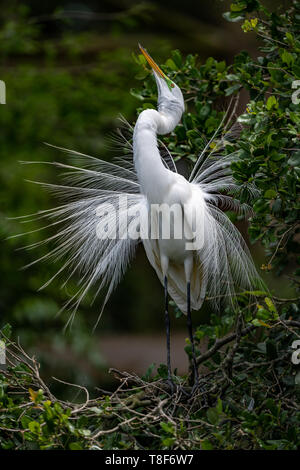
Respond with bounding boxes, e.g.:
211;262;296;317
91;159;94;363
138;44;167;80
139;44;174;91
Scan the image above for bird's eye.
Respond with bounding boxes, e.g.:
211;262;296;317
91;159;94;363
171;83;175;88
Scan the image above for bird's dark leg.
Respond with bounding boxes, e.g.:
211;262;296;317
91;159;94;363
187;281;199;392
164;275;174;392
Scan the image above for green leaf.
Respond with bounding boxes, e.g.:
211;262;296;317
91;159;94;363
162;437;175;447
69;442;83;450
270;152;285;162
231;2;247;12
237;113;252;124
157;363;168;379
223;11;244;22
197;104;211;120
89;407;103;416
216;60;226;72
160;422;174;434
271;198;282;213
201;439;214;450
78;428;91;437
243;290;269;296
130;88;145;101
165;58;177;70
0;323;12;339
264;297;277;313
225;83;241;96
171;50;182;68
281;50;294;65
206;407;220;425
264;189;277;199
266;95;278;110
28;421;41;434
142;363;155;381
134;70;149;80
216;398;223;413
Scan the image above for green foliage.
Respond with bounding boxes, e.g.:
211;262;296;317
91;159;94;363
1;311;299;450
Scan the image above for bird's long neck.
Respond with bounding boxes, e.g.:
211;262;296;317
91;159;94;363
133;109;177;203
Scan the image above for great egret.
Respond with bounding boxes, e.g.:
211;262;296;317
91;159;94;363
19;45;263;392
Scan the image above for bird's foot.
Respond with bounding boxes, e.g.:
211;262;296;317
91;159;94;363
188;381;208;405
189;382;201;398
164;377;176;395
163;378;190;397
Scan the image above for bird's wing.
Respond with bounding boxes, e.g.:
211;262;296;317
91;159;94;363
191;151;258;214
143;176;265;314
188;100;258;214
16;145;147;328
187;124;265;309
141;183;207;313
196;200;265;310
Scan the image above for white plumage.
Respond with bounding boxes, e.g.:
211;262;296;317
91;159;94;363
17;47;264;338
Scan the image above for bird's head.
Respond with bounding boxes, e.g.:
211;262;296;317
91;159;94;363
139;45;185;119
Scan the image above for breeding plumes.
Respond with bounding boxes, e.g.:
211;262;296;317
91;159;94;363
15;46;264;392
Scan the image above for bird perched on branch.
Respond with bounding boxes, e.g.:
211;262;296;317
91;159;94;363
18;45;264;393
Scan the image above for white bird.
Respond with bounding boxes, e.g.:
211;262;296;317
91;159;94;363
19;45;264;391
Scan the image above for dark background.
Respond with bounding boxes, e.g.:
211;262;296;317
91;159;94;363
0;0;294;396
